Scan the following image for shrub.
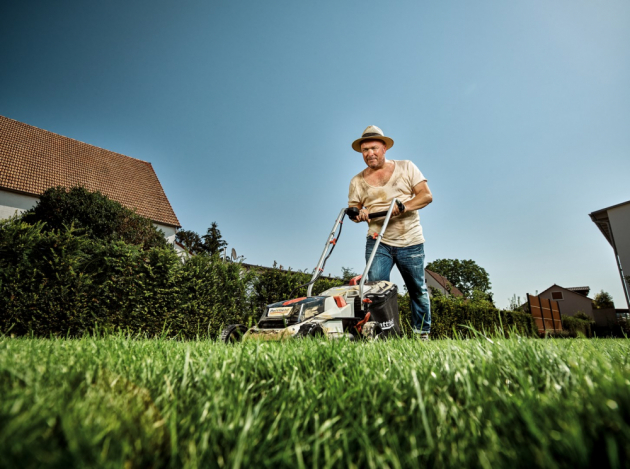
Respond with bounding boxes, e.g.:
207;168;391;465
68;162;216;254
0;220;97;336
593;290;614;309
398;293;537;338
561;315;593;338
20;186;166;249
0;218;252;338
249;263;345;314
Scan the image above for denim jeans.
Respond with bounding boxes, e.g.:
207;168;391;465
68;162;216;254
365;238;431;334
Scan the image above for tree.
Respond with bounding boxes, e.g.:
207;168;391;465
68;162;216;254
508;294;526;312
203;222;227;255
341;266;359;282
426;258;491;298
593;290;614;309
21;186;166;249
175;222;227;256
175;229;204;254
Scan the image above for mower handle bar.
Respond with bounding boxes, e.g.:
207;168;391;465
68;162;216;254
345;200;405;221
305;199;404;298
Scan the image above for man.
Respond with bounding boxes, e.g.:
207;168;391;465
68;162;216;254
348;125;433;339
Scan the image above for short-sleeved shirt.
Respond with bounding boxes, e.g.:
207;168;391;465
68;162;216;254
348;160;427;247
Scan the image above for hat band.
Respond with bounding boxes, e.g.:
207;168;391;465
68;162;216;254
361;132;383;138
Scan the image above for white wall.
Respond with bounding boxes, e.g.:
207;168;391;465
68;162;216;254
426;273;447;297
608;203;630;306
156;223;177;244
0;190;38;220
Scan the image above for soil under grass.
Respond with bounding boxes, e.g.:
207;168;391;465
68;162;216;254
1;335;629;468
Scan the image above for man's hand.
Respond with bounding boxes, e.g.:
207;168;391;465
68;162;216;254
391;202;404;217
349;206;370;223
356;207;370;222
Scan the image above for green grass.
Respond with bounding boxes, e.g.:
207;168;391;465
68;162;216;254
1;335;629;468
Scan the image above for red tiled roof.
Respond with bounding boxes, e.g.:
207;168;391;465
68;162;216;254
425;269;464;297
0;115;179;227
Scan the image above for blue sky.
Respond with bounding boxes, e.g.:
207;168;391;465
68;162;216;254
2;0;629;308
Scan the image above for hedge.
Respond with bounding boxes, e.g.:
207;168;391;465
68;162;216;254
0;219;253;339
249;264;345;313
561;315;593;338
1;217;537;339
398;293;537;339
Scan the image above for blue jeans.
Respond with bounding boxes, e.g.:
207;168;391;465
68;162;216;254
365;239;431;334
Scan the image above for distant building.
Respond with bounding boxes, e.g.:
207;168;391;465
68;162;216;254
0;115;180;242
425;269;464;298
537;284;594;319
590;200;630;308
526;284;629;328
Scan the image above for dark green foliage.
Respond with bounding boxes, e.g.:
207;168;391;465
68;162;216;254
176;222;227;255
202;222;227;255
0;220;96;336
0;218;253;338
340;266;359;282
562;315;594;338
426;258;492;298
398;293;537;338
249;262;345;313
175;229;203;254
593;290;614;309
20;186;166;249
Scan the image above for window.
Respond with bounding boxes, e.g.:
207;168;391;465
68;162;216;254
551;291;563;300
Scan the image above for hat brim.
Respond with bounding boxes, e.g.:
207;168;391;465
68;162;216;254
352;136;394;153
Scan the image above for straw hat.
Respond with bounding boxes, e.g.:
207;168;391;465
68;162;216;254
351;125;394;152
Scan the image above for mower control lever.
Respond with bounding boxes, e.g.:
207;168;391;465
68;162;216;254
346;200;405;221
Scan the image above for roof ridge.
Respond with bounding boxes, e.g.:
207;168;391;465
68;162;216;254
0;115;152;165
0;115;180;227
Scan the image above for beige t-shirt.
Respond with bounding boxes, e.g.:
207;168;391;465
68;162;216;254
348;160;427;247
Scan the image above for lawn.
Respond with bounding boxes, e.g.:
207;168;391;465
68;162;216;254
1;335;629;468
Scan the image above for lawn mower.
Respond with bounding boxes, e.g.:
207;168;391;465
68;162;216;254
219;199;405;342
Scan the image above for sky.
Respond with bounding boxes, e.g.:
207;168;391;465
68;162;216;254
1;0;629;309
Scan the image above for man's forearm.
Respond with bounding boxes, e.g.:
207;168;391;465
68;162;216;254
405;193;432;211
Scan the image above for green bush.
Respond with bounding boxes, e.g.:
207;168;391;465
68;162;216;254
398;293;537;338
20;186;166;249
249;263;345;313
561;315;593;338
0;220;96;336
0;218;253;338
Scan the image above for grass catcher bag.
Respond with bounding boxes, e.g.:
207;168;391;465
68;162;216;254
364;282;402;338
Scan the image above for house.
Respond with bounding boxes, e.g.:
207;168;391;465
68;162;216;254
589;200;630;308
531;284;629;328
0;115;180;242
536;284;594;319
425;269;464;298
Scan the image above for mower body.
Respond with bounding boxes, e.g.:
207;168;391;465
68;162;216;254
242;280;401;341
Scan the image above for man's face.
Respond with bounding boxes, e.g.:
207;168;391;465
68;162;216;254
360;140;387;169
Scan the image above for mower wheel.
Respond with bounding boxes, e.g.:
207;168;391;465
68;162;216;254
361;322;383;340
220;324;248;343
296;323;325;338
